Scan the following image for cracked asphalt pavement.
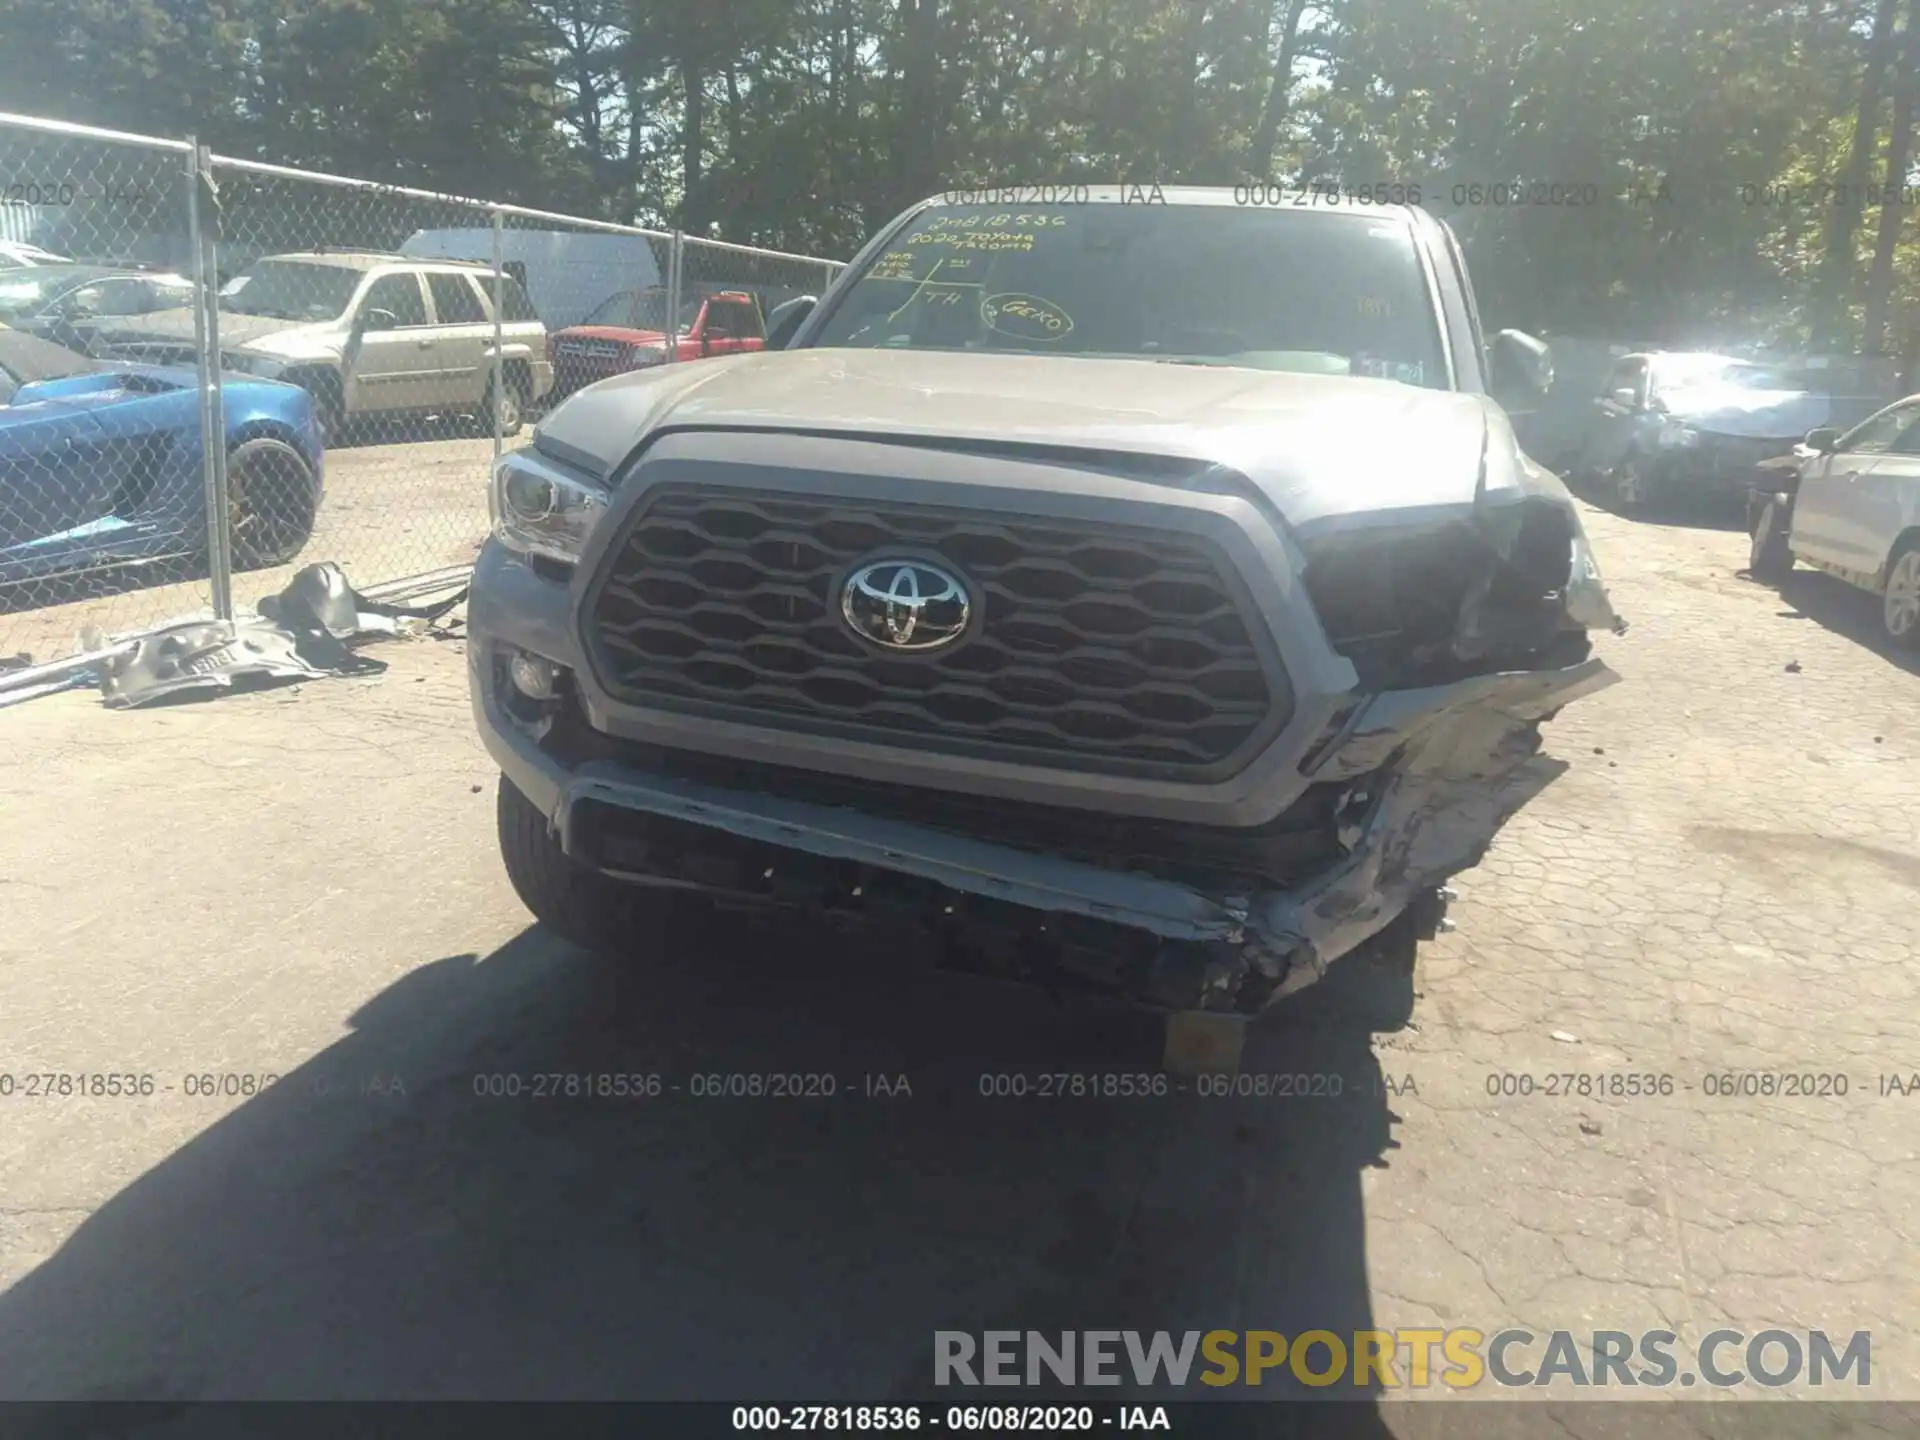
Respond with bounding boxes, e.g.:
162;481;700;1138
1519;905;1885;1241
0;495;1915;1413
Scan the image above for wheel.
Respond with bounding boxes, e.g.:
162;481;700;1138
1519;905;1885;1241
1748;497;1794;584
1611;451;1653;514
225;436;318;569
496;774;667;952
480;369;527;437
1882;541;1920;650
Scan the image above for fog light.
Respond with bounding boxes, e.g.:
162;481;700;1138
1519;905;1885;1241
508;651;558;700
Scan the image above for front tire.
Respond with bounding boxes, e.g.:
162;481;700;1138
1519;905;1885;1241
1611;451;1653;515
1882;541;1920;651
496;774;665;952
1748;496;1794;584
226;436;318;569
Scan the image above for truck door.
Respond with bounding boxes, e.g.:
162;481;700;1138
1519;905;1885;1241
703;298;756;357
1581;359;1649;480
425;271;493;409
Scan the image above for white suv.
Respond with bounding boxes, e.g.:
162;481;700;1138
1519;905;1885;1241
94;250;554;441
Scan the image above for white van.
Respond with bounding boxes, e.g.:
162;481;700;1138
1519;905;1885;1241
398;228;663;331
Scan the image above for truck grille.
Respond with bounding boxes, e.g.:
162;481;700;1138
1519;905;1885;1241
556;339;628;359
583;485;1288;776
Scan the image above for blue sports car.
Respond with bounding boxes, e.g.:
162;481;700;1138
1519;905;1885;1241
0;327;323;588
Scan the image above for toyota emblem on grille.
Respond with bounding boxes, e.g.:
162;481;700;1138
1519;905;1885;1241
841;560;971;651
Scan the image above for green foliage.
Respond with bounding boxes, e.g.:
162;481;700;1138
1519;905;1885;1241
2;0;1918;346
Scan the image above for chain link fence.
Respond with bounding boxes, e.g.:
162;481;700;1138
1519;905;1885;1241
0;118;205;668
0;109;848;673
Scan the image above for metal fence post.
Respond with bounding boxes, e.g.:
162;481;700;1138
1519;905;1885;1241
186;139;234;625
0;108;852;665
665;230;683;363
490;207;505;459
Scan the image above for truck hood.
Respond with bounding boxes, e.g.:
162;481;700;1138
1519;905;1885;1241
1660;384;1833;440
555;325;668;347
534;348;1544;536
12;364;194;409
94;308;342;361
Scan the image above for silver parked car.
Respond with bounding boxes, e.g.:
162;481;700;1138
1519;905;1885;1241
1749;394;1920;648
468;188;1622;1029
0;263;194;354
91;249;553;442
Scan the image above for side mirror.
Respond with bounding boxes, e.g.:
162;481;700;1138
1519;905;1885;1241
1804;426;1840;454
699;329;712;355
765;295;818;350
357;307;398;333
1489;328;1553;405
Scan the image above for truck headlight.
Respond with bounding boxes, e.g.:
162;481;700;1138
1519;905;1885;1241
490;448;609;563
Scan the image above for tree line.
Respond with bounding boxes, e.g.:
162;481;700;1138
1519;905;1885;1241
3;0;1919;351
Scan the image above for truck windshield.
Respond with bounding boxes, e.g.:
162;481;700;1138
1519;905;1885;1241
0;267;108;317
220;261;363;322
581;289;703;332
1656;357;1810;393
807;202;1448;387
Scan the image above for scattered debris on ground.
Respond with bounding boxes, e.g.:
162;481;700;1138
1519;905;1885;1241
0;563;467;711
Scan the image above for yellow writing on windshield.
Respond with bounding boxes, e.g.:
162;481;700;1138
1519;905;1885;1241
981;292;1073;341
870;250;918;280
907;230;1038;252
923;213;1069;230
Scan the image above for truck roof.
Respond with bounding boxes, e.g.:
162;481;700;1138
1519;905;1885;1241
918;184;1425;223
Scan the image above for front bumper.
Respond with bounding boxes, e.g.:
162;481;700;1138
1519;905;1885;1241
471;541;1616;1010
549;351;660;401
1653;435;1798;502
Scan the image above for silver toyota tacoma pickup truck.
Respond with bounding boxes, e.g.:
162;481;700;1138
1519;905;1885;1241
471;187;1622;1030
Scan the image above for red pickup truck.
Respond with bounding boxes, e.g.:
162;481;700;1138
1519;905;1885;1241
547;288;765;400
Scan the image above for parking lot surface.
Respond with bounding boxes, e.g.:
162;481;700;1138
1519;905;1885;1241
0;499;1916;1411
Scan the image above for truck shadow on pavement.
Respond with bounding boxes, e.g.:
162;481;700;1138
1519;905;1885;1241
0;906;1406;1430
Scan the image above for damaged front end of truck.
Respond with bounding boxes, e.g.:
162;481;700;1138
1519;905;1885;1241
474;412;1623;1019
